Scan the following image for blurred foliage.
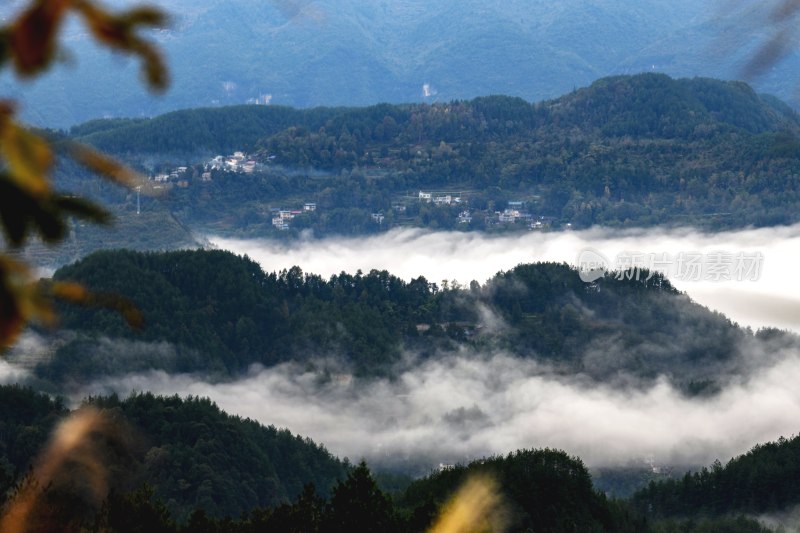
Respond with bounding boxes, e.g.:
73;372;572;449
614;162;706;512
0;0;168;349
741;0;800;80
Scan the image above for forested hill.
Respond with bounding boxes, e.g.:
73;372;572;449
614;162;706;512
63;74;800;232
632;433;800;521
70;105;344;157
74;74;798;157
0;386;649;531
0;386;348;522
1;383;789;531
37;248;788;393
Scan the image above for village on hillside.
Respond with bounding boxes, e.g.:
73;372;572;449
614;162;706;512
148;151;555;233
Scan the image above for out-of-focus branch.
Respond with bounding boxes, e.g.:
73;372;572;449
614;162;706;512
0;0;169;349
741;0;800;79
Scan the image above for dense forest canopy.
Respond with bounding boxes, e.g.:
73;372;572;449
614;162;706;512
28;247;790;396
38;74;800;251
0;386;348;522
0;384;791;531
632;434;800;519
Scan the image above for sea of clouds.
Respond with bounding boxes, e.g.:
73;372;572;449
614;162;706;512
6;224;800;472
40;224;798;471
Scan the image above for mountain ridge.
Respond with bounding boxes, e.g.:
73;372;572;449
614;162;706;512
4;0;798;128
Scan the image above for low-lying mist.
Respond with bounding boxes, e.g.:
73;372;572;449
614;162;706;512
74;339;800;472
6;223;800;476
186;224;798;469
210;223;800;333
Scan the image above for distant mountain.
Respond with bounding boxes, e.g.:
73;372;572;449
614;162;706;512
3;0;799;128
73;74;800;156
57;74;800;235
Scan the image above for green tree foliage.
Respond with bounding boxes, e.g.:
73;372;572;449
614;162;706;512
97;484;177;533
632;434;800;519
399;448;644;532
47;249;439;376
0;386;348;523
649;515;771;533
41;248;760;392
90;393;349;522
66;74;800;236
0;385;786;532
73;106;343;156
0;385;67;495
322;461;400;533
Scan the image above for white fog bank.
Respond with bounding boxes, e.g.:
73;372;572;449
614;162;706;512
210;224;800;333
81;348;800;469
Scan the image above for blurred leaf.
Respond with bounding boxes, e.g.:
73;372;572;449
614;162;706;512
736;0;800;81
49;281;87;302
0;176;64;246
0;119;53;196
0;255;53;349
8;0;71;76
73;0;169;92
134;40;168;90
69;143;159;194
45;280;144;330
428;475;506;533
742;27;793;80
0;31;11;70
0;176;111;247
54;195;111;224
772;0;800;21
0;0;169;348
0;257;27;348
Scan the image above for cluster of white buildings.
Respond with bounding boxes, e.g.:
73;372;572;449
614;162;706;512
271;203;316;230
205;151;257;174
153;166;188;183
490;201;554;230
149;151;259;186
497;208;532;223
418;190;462;205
